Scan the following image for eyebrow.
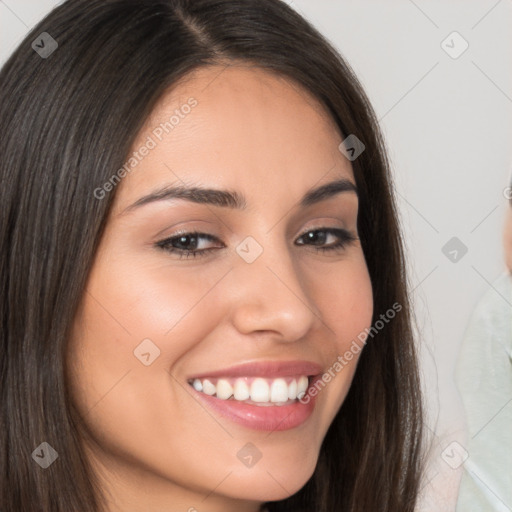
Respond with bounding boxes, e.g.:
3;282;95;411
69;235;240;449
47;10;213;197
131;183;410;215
121;178;357;215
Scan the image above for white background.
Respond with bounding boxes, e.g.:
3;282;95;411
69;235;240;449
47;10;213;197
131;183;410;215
1;1;511;510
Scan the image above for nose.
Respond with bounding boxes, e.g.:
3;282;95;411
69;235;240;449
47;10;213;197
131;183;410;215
227;238;319;342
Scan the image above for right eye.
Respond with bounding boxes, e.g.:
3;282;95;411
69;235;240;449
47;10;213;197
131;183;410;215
155;231;225;259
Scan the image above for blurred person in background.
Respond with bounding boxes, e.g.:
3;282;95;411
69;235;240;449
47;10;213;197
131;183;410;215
455;181;512;512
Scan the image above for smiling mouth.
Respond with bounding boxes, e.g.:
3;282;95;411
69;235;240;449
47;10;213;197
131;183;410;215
187;375;311;406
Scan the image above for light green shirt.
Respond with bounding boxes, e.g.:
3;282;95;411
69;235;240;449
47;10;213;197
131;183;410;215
455;272;512;511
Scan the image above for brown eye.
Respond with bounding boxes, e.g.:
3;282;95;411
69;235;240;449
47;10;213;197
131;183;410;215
296;228;357;252
156;232;224;259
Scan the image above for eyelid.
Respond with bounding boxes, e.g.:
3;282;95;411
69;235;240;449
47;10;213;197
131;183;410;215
155;230;224;249
297;224;357;239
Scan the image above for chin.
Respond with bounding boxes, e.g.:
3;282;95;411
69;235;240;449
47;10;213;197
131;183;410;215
224;451;318;502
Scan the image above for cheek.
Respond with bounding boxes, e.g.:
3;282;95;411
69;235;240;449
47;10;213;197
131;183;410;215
69;258;230;391
67;254;230;429
67;258;240;486
301;253;373;420
307;253;373;350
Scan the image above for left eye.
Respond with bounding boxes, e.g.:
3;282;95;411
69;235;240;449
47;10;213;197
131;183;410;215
156;227;357;259
295;227;357;252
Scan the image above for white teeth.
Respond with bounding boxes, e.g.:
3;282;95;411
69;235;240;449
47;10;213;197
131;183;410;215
233;379;250;400
190;375;312;404
202;379;216;396
270;378;289;403
216;379;233;400
297;376;309;399
288;379;297;399
250;378;270;402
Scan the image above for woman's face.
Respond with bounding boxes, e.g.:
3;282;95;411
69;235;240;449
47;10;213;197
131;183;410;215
68;65;373;512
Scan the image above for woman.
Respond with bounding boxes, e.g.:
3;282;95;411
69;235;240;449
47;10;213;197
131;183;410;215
0;1;424;511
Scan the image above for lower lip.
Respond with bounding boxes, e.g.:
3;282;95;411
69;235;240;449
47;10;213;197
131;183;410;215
189;378;319;431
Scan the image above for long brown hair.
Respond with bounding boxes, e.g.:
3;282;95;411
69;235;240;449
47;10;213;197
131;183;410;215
0;1;424;510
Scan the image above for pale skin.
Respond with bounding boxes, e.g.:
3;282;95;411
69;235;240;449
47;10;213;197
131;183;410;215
503;204;512;272
67;64;374;512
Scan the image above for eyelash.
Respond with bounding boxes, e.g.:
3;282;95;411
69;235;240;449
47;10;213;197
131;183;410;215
155;228;357;259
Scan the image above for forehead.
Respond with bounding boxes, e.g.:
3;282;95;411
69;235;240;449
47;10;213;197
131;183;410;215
112;64;354;212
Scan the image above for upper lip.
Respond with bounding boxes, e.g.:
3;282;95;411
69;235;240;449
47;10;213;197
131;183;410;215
188;360;323;380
